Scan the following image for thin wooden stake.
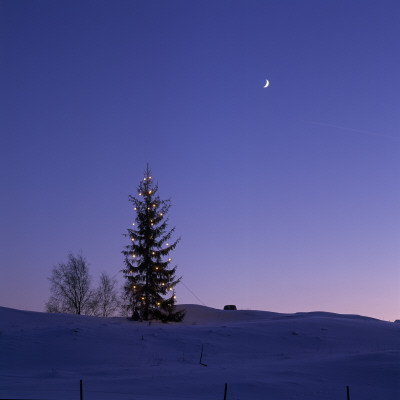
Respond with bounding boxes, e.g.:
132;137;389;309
346;385;350;400
80;379;83;400
199;344;207;366
224;383;228;400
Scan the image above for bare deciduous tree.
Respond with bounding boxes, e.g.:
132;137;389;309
46;253;93;315
90;273;120;317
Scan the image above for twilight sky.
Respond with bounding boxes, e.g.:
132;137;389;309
1;0;399;321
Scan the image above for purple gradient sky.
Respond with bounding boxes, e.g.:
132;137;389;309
1;0;399;321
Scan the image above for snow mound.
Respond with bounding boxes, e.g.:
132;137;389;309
177;304;378;325
176;304;281;324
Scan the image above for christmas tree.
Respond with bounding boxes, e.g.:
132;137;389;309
122;165;184;322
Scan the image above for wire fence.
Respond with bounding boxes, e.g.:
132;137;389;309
0;380;354;400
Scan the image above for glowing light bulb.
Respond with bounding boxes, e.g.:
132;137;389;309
152;204;156;207
173;295;176;299
157;302;160;306
147;207;150;210
131;238;134;242
139;193;142;196
169;287;172;291
155;266;159;270
166;243;169;247
132;223;135;226
134;207;137;210
160;213;163;216
148;190;152;194
149;176;151;179
162;282;165;286
132;254;136;258
168;258;172;262
152;251;155;255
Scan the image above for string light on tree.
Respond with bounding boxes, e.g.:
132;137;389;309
122;164;184;322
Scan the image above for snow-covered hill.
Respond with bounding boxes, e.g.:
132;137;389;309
0;305;399;399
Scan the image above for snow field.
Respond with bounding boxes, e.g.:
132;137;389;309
0;304;399;399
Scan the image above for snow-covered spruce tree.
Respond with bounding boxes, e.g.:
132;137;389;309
122;166;184;322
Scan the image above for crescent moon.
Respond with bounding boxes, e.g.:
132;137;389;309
264;79;269;88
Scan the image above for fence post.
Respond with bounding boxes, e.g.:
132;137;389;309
346;385;350;400
224;383;227;400
80;379;83;400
